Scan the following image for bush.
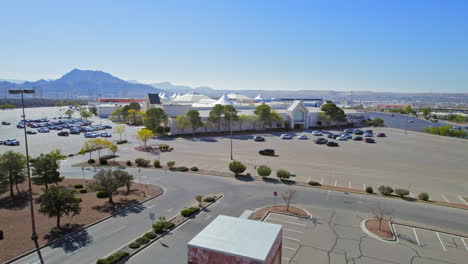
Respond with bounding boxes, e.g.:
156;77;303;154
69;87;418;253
191;166;198;171
308;181;321;186
229;161;246;176
135;158;150;167
181;207;200;217
128;242;140;249
153;219;175;234
159;144;170;151
365;186;373;194
136;237;150;245
167;161;175;169
176;166;189;172
276;169;291;180
257;165;272;177
126;160;132;166
378;185;394;196
79;188;88;193
418;192;430;201
74;197;82;203
395;188;410;198
74;184;84;189
116;140;127;144
96;251;129;264
246;172;251;177
144;232;157;240
153;160;161;168
88;159;95;164
96;190;109;198
203;196;215;202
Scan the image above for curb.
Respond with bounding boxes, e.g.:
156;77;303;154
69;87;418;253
360;218;398;243
393;221;468;238
5;185;166;264
252;205;311;221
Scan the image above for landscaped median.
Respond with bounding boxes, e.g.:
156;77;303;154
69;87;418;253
360;218;398;243
94;193;223;264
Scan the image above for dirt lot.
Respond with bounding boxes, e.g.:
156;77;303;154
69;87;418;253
0;178;162;263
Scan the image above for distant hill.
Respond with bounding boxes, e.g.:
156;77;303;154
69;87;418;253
0;69;161;99
0;79;27;84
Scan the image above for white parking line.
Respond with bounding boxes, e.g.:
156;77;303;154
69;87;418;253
363;184;366;190
307;176;311;183
440;194;450;203
268;218;307;227
284;228;304;234
458;196;468;205
409;192;415;198
283;246;297;251
320;178;324;185
436;232;447;252
334;180;337;187
348;182;351;189
461;238;468;251
284;236;300;242
413;228;421;247
282;257;291;261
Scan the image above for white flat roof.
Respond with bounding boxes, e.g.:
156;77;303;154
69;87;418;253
187;215;282;262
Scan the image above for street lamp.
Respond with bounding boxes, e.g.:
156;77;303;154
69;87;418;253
230;125;233;160
8;89;44;263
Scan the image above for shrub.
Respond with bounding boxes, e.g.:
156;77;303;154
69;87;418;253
136;237;150;245
191;166;198;171
74;197;82;203
246;172;251;177
144;232;157;240
135;158;150;167
153;160;161;168
365;186;373;194
181;207;199;217
176;166;189;172
159;144;170;151
276;169;291;180
128;242;140;249
88;159;95;164
378;185;394;196
73;184;84;189
229;161;246;176
167;161;175;169
96;251;130;264
126;160;132;166
257;165;272;177
203;196;215;202
308;181;321;186
96;190;109;198
116;140;127;145
153;219;175;234
79;188;88;193
395;188;410;198
418;192;430;201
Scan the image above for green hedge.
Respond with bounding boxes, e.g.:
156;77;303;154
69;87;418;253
73;184;84;189
181;207;200;217
307;181;321;186
153;220;175;234
79;188;88;193
144;232;157;240
128;242;140;249
136;237;150;245
116;140;127;145
190;166;198;171
135;158;150;167
96;190;109;198
176;166;188;172
203;196;215;202
96;251;129;264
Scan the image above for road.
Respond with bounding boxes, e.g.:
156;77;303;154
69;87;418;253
12;157;468;264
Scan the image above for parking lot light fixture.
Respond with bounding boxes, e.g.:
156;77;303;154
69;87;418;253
8;89;44;263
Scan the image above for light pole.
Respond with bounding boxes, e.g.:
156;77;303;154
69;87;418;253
8;89;44;264
230;125;233;160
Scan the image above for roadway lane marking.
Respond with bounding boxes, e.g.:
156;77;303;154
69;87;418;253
284;228;304;234
283;246;297;251
284;236;300;242
413;228;421;247
440;194;450;203
268;218;307;227
462;238;468;251
307;176;311;183
320;178;324;185
436;232;447;252
334;180;337;187
458;196;468;205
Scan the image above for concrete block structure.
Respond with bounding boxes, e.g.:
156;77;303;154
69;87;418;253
187;215;283;264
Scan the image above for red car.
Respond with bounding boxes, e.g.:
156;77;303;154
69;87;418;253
364;138;375;143
376;133;386;137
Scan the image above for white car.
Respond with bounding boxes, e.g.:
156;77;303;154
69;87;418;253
311;131;323;136
364;133;373;137
280;134;292;139
297;135;308;140
408;120;415;123
337;136;348;141
341;133;353;139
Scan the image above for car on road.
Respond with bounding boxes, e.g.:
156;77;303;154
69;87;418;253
38;127;50;133
280;134;292;139
311;131;323;136
58;131;69;136
353;129;363;135
4;139;20;146
364;133;373;137
258;149;275;156
408;120;415;123
253;136;265;142
297;135;308;140
26;130;37;135
326;141;339;147
100;132;112;137
313;138;328;144
2;121;11;125
103;125;113;129
84;132;98;138
364;138;375;143
376;133;386;137
353;136;363;141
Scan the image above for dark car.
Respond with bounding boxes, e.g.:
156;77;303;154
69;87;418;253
376;133;386;137
313;138;328;144
16;124;25;129
38;127;50;133
364;138;375;143
259;149;275;156
103;125;113;129
69;129;81;134
332;134;340;139
364;129;373;134
2;121;11;125
253;136;265;142
326;141;339;147
26;130;37;135
353;136;363;141
58;131;69;136
327;134;335;139
344;128;354;133
353;129;363;135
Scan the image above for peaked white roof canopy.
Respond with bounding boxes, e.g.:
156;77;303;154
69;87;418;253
254;94;265;100
214;94;233;105
227;93;251;100
172;92;212;102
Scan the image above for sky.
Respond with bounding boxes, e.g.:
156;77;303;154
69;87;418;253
1;0;467;93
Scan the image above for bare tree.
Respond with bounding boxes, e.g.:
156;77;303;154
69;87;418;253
281;190;297;211
370;203;393;230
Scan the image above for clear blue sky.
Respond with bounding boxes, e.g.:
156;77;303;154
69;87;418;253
1;0;467;93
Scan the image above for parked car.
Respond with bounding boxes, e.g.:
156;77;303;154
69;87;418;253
4;139;20;146
353;129;363;135
297;135;308;140
337;136;348;141
58;131;69;136
103;125;113;129
280;134;292;139
364;138;375;143
408;120;415;123
26;130;37;135
258;149;275;156
353;136;363;141
344;128;354;133
16;124;25;129
340;133;353;139
84;132;98;138
313;138;328;144
69;129;81;135
326;141;339;147
376;133;386;137
253;136;265;142
38;127;50;133
332;134;340;139
364;133;373;137
311;131;322;136
100;132;112;137
327;134;335;139
2;121;11;125
364;129;373;134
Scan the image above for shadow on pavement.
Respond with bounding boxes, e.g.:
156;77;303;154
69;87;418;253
92;199;145;217
234;175;255;182
45;224;93;253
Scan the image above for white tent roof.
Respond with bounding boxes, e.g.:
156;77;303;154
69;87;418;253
227;93;251;100
214;94;234;105
159;93;170;100
254;94;265;100
172;92;212;103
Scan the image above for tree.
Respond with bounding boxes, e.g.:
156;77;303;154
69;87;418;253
229;161;246;176
114;125;126;140
0;151;26;197
122;105;131;123
238;115;249;131
276;169;291;181
195;195;203;207
321;103;347;122
254;104;273;129
208;104;224;132
86;138;114;160
39;186;81;229
114;170;134;193
90;169;122;203
418;192;429;201
271;111;283;127
421;108;431;119
64;110;74;116
109;144;118;164
129;102;141;111
223;105;239;132
31;149;66;190
370;203;393;230
186;110;202;136
281;190;297;211
257;165;272;177
80;108;92;120
402;105;415;115
128;109;137;125
137;129;154;149
395;188;410;198
378;185;394;196
111;107;123;122
144;108;167;133
175;115;187;134
89;106;98;116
